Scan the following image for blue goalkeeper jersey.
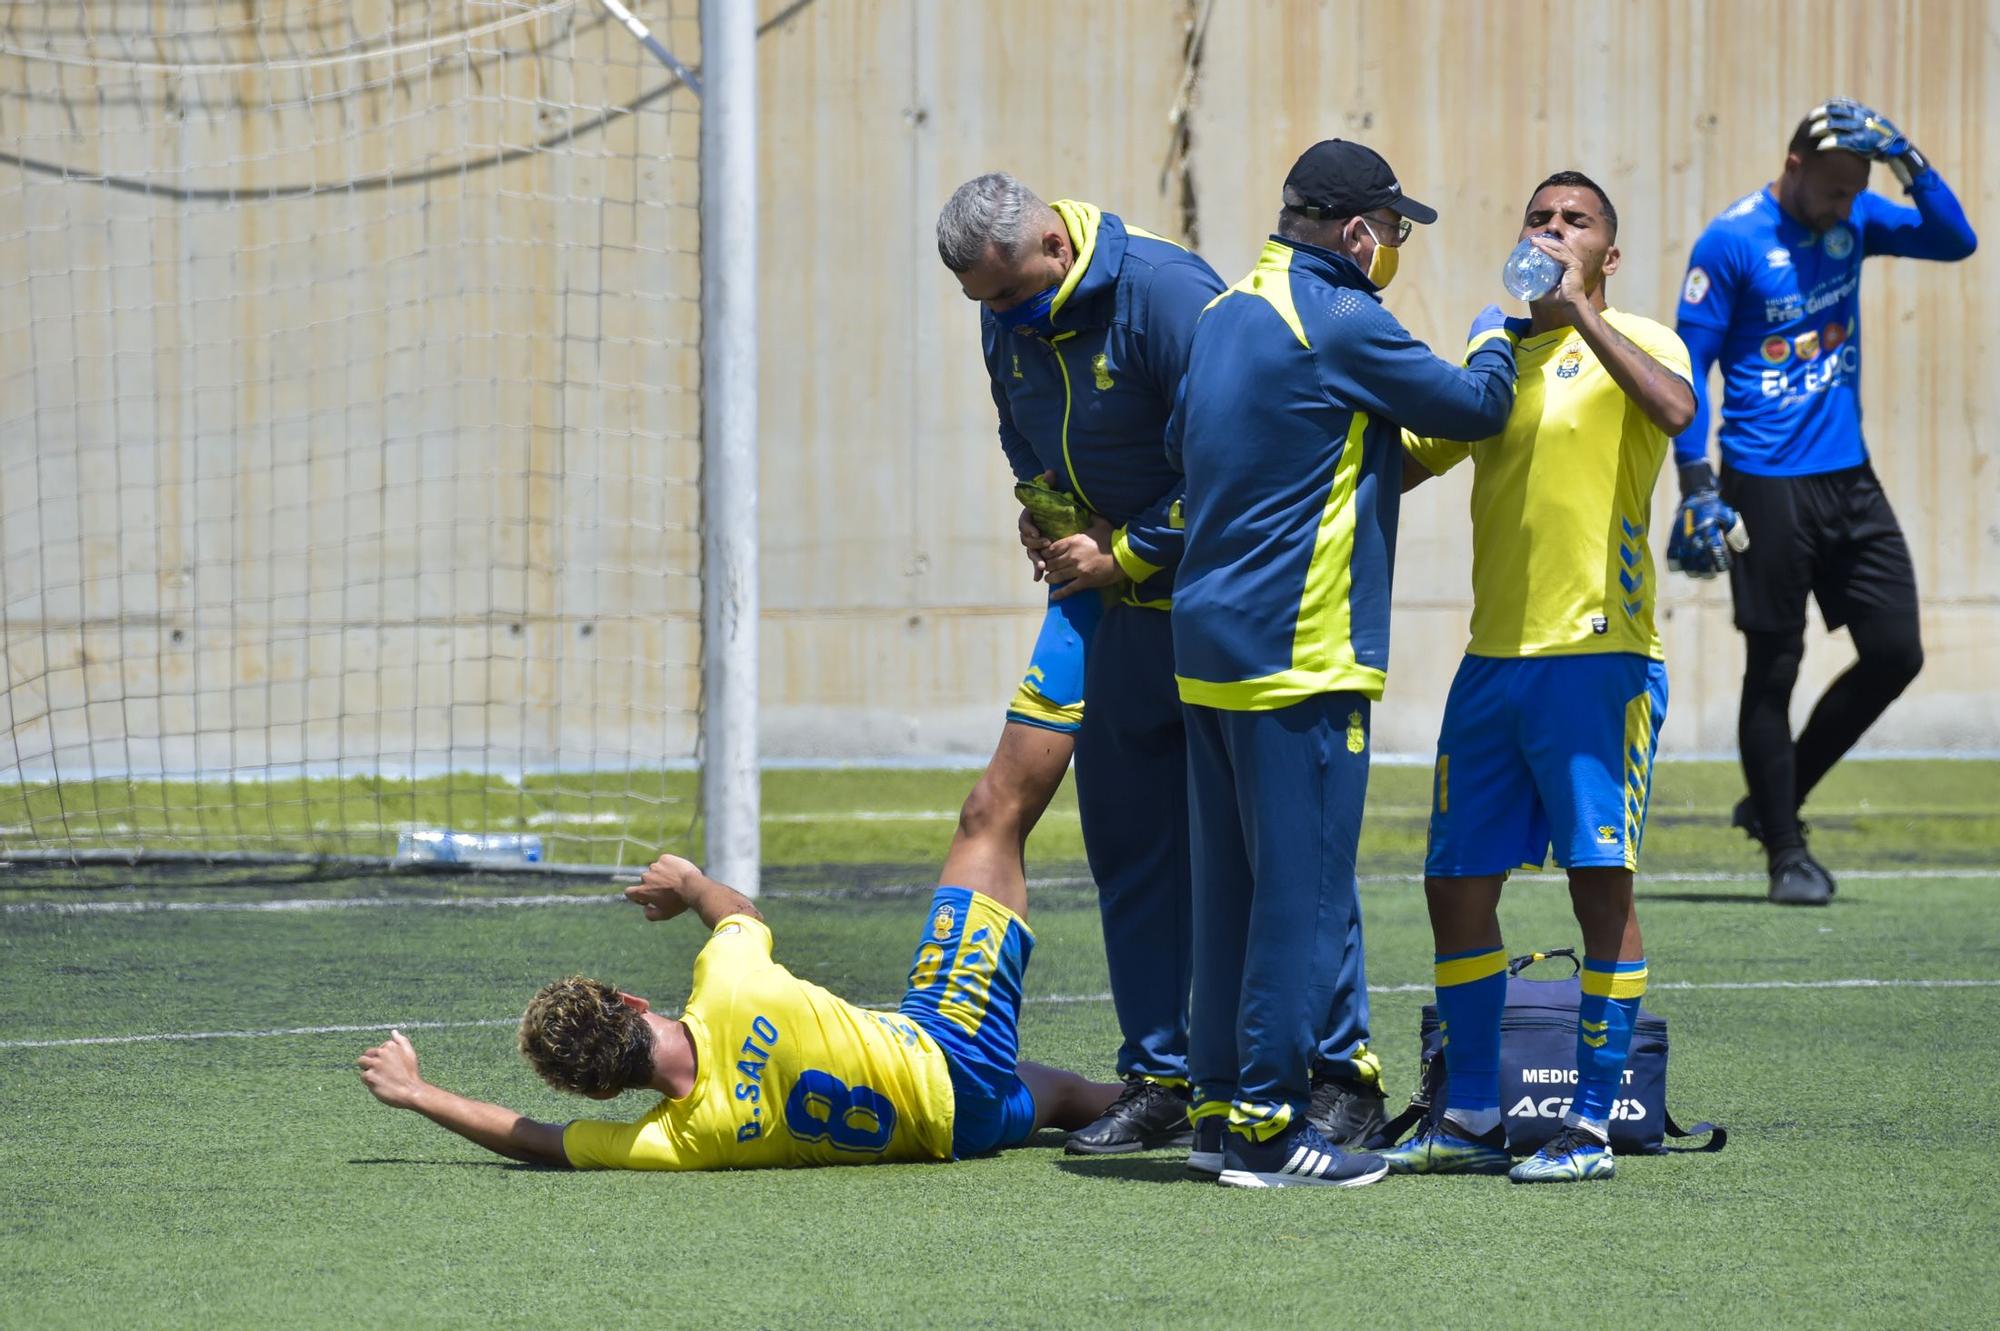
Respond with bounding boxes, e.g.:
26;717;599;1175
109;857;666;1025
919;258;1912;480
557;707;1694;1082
1672;171;1975;477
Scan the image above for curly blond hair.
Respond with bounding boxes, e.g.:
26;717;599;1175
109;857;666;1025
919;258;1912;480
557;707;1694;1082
518;975;655;1097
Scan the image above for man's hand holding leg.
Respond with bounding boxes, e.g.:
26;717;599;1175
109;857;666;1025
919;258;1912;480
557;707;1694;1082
1042;516;1125;602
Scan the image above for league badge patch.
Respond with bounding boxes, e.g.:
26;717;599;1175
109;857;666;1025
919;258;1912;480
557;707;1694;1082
1682;266;1710;304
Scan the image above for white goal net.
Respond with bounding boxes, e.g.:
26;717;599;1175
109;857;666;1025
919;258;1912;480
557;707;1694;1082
0;1;706;870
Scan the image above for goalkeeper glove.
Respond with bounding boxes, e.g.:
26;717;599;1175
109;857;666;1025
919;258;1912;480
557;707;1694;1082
1667;461;1749;580
1809;98;1930;189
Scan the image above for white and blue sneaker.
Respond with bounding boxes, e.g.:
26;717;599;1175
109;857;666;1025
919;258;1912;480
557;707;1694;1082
1508;1125;1616;1183
1187;1118;1225;1177
1217;1119;1389;1189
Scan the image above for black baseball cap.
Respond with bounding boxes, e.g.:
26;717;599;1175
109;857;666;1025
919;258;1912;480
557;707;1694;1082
1283;139;1438;225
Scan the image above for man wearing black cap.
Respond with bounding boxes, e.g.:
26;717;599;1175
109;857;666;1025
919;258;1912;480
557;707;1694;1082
1168;140;1519;1187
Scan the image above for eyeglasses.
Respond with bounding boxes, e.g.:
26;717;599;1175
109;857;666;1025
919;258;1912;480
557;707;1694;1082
1362;215;1413;248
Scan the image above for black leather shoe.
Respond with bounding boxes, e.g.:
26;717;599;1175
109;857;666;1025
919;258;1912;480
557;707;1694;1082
1306;1071;1388;1148
1064;1076;1192;1155
1768;846;1836;906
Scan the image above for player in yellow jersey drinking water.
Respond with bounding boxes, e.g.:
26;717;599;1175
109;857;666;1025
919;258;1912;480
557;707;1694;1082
1386;172;1696;1184
355;855;1120;1170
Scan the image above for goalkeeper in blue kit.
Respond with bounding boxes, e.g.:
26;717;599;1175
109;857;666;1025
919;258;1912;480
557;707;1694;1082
1669;100;1976;905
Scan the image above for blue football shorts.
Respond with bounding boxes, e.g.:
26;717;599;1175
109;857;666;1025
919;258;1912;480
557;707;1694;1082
1004;587;1103;734
898;887;1038;1157
1425;653;1669;876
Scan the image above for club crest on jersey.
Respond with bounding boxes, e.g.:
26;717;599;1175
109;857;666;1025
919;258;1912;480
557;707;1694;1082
1793;330;1821;361
1555;344;1584;379
1824;319;1849;352
1681;266;1710;305
1010;352;1023;380
1764;246;1792;270
932;904;956;940
1761;335;1791;365
1091;352;1114;390
1822;225;1855;259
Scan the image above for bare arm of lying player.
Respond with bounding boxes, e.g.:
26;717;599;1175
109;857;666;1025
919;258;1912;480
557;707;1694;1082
625;852;764;927
1532;233;1696;436
357;1029;570;1166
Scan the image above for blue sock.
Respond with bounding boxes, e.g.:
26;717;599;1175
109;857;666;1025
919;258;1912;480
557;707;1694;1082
1570;956;1647;1134
1435;947;1507;1131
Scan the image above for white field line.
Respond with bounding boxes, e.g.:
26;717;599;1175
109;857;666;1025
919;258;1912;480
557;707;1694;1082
7;977;2000;1051
2;893;629;915
7;800;1990;838
5;865;1995;918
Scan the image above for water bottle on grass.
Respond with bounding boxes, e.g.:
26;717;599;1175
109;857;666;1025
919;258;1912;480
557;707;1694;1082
396;827;543;865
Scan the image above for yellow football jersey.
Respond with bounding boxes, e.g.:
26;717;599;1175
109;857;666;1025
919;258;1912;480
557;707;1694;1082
562;915;956;1170
1405;309;1691;660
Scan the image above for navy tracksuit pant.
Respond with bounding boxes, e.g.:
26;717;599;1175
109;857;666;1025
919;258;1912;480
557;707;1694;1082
1184;690;1374;1133
1073;601;1191;1081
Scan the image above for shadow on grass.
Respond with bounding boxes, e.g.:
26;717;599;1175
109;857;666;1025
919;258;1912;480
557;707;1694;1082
346;1157;547;1170
1052;1155;1196;1186
1638;891;1777;905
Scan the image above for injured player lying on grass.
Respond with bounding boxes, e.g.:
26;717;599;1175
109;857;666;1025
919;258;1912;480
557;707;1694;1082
356;854;1120;1170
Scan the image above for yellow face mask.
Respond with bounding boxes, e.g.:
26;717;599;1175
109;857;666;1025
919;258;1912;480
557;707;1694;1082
1360;218;1399;288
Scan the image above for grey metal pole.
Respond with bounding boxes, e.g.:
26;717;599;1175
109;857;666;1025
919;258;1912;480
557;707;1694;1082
698;0;759;893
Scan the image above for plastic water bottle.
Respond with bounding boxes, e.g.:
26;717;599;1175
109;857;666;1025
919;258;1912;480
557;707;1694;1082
1501;233;1563;302
396;827;544;865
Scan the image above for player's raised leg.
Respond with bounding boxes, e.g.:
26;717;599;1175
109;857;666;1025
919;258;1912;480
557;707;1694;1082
939;721;1074;920
939;588;1101;919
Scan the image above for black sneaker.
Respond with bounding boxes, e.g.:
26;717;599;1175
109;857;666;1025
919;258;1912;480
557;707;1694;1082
1064;1076;1193;1155
1218;1119;1389;1190
1186;1117;1225;1177
1306;1070;1388;1148
1768;846;1835;906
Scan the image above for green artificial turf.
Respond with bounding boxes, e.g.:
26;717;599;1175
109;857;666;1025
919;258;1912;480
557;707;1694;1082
3;761;1998;1327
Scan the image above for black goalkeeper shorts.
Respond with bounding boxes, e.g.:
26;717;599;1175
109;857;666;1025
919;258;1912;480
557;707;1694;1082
1719;462;1918;634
